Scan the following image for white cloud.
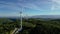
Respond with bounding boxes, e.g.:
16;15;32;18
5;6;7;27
18;3;43;11
18;0;53;11
0;0;53;11
52;0;60;4
0;1;20;11
51;0;60;11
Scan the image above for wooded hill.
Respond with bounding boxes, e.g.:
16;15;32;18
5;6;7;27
0;18;60;34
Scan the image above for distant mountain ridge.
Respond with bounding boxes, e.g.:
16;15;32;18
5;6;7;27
30;15;60;19
0;15;60;19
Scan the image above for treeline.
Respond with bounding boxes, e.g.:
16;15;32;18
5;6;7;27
0;18;60;34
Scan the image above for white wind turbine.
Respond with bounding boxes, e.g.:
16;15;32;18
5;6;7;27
11;7;23;34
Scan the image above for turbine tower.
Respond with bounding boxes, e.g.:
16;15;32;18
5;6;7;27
11;8;23;34
15;8;23;34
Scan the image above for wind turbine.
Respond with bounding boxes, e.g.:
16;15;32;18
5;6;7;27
11;8;23;34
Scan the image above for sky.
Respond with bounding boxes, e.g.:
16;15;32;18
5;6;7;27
0;0;60;17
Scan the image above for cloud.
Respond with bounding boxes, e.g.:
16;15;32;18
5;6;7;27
0;0;53;11
1;0;60;16
0;0;20;11
0;0;21;17
18;3;42;11
18;0;52;11
51;0;60;11
52;0;60;4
